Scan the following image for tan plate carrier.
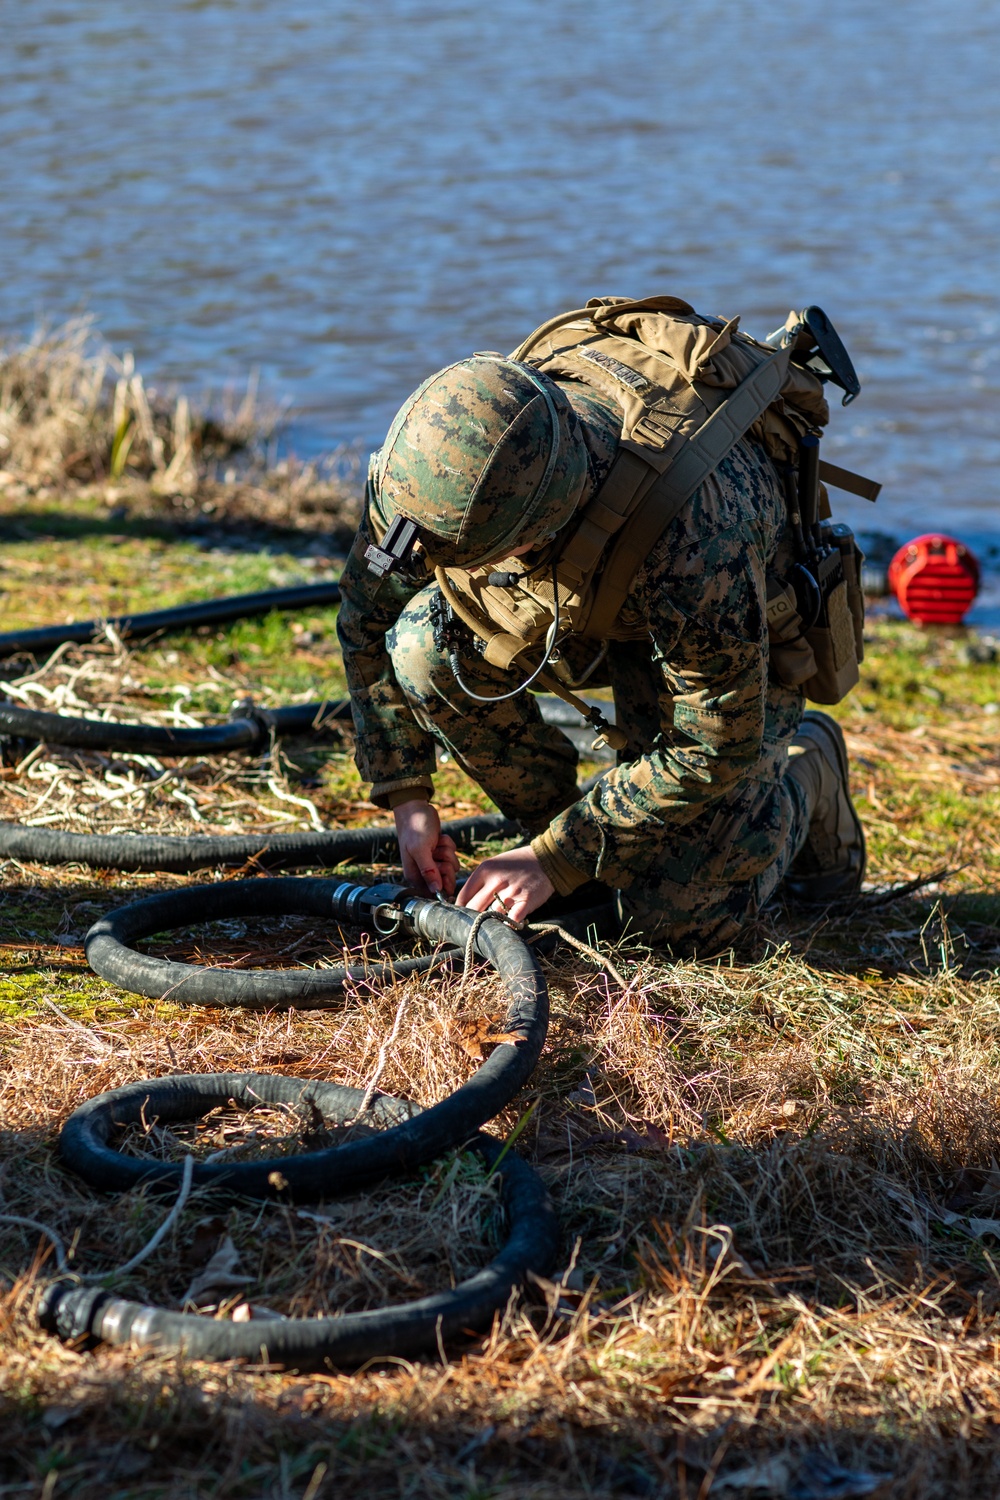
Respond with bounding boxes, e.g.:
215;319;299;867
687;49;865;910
428;294;875;732
434;296;876;725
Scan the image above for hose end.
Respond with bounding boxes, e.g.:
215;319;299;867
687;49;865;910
586;709;627;752
37;1282;111;1345
329;880;416;925
402;895;448;943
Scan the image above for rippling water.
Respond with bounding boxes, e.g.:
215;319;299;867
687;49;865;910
4;0;1000;563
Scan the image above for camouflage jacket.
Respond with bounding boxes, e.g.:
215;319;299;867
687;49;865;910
336;387;793;888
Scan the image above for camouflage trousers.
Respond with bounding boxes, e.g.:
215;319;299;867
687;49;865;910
387;587;811;956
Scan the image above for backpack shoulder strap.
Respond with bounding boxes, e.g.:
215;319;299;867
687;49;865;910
582;345;790;639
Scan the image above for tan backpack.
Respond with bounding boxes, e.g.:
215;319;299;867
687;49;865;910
435;296;877;726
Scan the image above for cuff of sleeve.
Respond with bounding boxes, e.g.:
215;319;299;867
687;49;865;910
530;827;590;896
385;786;432;810
369;775;434;810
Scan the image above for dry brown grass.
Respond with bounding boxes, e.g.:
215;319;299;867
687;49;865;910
0;319;266;492
0;320;363;540
4;879;1000;1496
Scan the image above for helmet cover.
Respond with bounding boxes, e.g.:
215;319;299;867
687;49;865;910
374;355;590;568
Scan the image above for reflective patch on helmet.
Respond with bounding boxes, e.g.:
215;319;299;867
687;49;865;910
578;347;650;390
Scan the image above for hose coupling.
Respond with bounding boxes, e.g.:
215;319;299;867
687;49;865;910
230;696;275;746
329;880;417;928
37;1282;111;1345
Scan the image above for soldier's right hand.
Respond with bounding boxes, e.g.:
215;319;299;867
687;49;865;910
393;799;458;898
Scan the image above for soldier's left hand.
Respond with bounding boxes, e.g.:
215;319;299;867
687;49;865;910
456;846;554;923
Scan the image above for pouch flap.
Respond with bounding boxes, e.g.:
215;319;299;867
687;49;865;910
594;307;741;384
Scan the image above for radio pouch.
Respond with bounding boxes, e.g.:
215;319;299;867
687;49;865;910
769;519;865;703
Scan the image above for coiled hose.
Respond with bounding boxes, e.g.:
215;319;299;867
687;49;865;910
41;890;558;1366
68;876;550;1186
76;888;552;1188
11;598;602;1365
84;875;450;1008
81;874;539;1023
40;1075;558;1370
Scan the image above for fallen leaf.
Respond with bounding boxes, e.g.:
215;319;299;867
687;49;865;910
580;1123;670;1153
527;1268;586;1316
927;1203;1000;1240
296;1204;349;1226
713;1453;891;1499
567;1079;597;1107
231;1302;285;1323
962;1216;1000;1239
186;1215;227;1268
41;1405;83;1431
788;1453;893;1500
712;1456;791;1493
444;1014;525;1061
181;1235;252;1307
972;1165;1000;1212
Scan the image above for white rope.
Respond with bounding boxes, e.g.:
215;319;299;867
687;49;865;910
0;1215;68;1272
82;1155;195;1284
346;989;413;1124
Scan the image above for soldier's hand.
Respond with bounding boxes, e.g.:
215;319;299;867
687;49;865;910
393;800;458;897
456;846;554;924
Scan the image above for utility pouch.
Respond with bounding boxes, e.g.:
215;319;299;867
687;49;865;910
825;521;866;662
799;521;864;704
765;575;818;688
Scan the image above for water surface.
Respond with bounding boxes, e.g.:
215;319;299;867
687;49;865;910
3;0;999;569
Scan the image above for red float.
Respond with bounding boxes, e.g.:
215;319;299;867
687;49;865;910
887;533;980;626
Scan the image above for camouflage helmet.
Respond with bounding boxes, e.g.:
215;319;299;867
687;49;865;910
372;355;590;569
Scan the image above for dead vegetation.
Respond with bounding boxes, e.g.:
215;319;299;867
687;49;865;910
0;318;272;491
0;634;382;838
0;320;363;539
5;935;1000;1497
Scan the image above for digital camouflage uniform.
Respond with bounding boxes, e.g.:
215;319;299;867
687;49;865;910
337;380;813;955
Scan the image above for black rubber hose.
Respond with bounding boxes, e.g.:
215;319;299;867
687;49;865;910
0;689;586;759
0;812;514;873
84;876;448;1009
66;896;548;1196
0;580;342;659
0;697;351;757
40;1077;558;1370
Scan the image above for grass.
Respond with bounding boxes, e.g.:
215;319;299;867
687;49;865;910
1;341;1000;1496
